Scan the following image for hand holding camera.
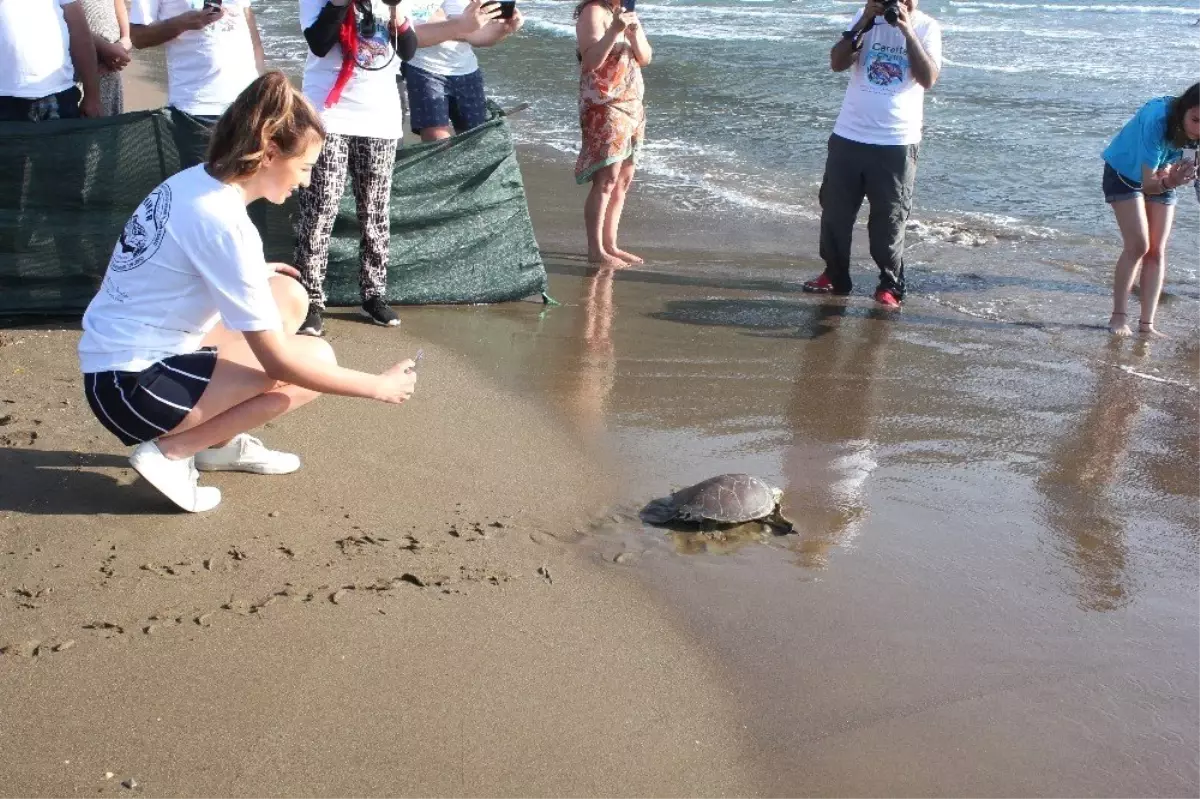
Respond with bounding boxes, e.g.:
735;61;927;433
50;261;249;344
182;3;223;31
462;0;503;34
611;9;637;33
1162;158;1198;189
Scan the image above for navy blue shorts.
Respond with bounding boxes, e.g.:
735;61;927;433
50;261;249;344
1103;162;1177;206
401;63;489;135
83;349;218;446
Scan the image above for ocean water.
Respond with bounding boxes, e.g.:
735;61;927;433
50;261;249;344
254;0;1200;287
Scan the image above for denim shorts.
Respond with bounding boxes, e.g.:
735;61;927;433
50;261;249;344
401;63;488;135
1103;162;1177;206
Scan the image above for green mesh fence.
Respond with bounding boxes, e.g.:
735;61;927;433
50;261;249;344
0;106;547;316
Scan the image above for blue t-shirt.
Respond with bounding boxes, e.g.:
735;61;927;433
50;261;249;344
1103;97;1183;184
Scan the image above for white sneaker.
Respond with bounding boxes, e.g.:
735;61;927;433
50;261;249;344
194;433;301;475
129;441;222;513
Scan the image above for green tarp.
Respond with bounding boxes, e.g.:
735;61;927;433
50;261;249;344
0;106;547;316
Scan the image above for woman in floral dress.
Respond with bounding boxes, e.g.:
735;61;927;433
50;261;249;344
574;0;651;266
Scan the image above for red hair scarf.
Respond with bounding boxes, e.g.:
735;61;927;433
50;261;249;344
325;2;411;109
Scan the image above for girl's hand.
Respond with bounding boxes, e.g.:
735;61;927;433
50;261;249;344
1167;158;1198;187
376;360;418;404
271;263;303;279
611;10;634;32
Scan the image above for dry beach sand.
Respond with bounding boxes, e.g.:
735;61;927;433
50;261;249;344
0;65;764;797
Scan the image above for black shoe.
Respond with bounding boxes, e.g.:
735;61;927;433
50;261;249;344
298;304;324;337
360;296;401;327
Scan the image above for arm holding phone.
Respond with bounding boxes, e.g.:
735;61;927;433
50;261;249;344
465;5;523;47
577;3;632;73
624;6;651;67
130;6;223;49
414;0;501;47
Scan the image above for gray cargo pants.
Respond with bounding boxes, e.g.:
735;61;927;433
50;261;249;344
818;133;919;298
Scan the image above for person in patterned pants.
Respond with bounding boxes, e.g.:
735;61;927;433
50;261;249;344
294;132;398;326
295;0;418;335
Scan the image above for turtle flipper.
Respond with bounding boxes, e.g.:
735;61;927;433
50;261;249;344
765;507;795;534
639;497;677;525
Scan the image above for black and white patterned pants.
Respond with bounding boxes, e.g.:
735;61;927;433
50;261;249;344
294;133;398;308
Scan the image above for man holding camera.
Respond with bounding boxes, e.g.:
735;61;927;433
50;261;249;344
130;0;265;165
803;0;942;309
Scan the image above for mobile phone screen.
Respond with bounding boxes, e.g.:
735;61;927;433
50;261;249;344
497;1;516;19
622;0;636;10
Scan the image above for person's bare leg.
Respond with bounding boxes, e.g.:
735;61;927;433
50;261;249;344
418;126;453;143
1108;197;1149;336
604;158;643;264
156;275;334;459
584;163;624;267
1136;201;1175;338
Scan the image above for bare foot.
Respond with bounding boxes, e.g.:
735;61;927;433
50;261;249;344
1138;321;1167;339
1108;312;1131;337
588;250;626;268
611;248;644;265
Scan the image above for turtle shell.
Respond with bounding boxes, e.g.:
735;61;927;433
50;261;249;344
653;473;781;524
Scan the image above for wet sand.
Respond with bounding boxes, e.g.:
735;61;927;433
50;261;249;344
414;147;1200;795
3;61;1198;797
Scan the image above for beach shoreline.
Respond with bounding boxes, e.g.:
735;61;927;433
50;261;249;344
2;52;1197;798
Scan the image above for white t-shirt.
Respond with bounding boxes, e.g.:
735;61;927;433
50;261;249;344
129;0;259;116
0;0;77;99
407;0;478;77
79;165;282;374
832;10;942;147
300;0;405;140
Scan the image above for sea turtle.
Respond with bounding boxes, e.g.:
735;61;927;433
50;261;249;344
639;474;794;533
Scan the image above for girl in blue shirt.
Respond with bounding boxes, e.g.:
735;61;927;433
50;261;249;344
1101;83;1198;337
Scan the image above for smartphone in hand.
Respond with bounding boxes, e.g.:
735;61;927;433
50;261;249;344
621;0;635;11
202;0;222;12
496;0;517;19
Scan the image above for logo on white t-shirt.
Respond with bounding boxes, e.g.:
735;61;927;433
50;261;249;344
864;45;908;92
355;19;395;69
113;186;172;272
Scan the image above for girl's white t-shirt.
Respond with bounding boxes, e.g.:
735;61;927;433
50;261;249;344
299;0;406;140
0;0;77;99
130;0;259;116
79;165;282;374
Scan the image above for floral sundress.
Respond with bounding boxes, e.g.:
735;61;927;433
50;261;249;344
575;39;645;184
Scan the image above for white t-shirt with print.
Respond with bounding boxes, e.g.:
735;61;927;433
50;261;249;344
300;0;405;140
833;9;942;147
0;0;77;99
407;0;478;77
79;165;282;374
130;0;259;116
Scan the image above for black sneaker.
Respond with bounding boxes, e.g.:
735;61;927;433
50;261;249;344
360;296;401;327
298;304;324;337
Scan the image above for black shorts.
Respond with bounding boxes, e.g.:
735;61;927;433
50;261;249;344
83;349;218;446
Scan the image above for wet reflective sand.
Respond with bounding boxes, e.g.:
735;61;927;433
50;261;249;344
400;249;1199;796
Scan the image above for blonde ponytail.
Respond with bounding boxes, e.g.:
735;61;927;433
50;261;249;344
206;71;325;182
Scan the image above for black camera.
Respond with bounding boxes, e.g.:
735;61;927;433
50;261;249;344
882;0;901;25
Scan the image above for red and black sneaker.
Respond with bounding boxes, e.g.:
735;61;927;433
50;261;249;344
873;288;902;309
802;273;850;295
